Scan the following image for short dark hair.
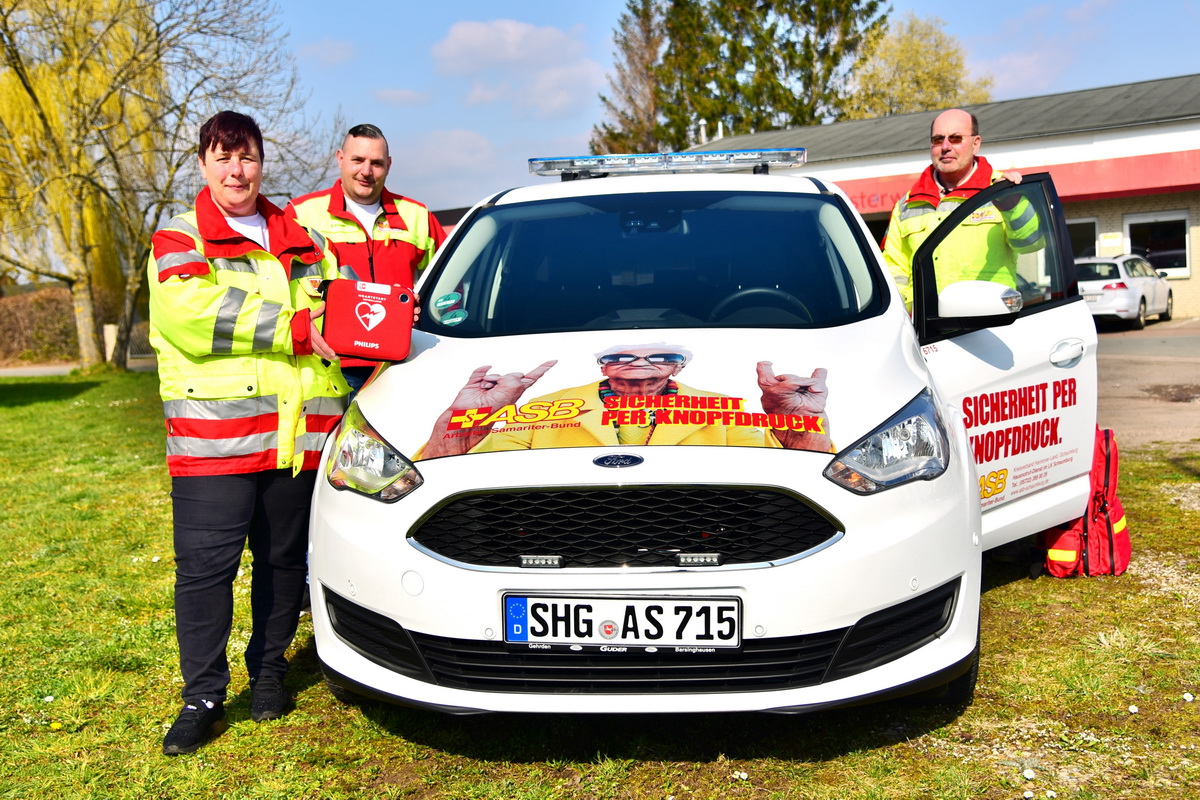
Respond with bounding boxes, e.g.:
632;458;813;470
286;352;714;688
199;111;264;161
346;123;386;142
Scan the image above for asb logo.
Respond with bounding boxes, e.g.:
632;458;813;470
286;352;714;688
355;301;386;331
592;454;644;468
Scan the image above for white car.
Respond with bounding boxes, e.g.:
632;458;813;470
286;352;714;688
309;151;1098;716
1075;254;1173;329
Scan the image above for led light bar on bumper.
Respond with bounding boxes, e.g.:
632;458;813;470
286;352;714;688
326;404;423;502
529;149;807;178
823;389;949;494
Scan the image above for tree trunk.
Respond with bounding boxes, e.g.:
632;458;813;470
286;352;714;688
111;252;149;371
65;258;104;368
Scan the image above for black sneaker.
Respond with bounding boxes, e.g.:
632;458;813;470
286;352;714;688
250;675;288;722
162;701;227;755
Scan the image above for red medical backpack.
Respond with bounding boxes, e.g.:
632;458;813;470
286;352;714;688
1039;426;1130;577
320;279;415;362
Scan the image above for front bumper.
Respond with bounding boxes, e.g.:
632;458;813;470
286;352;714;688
309;445;982;715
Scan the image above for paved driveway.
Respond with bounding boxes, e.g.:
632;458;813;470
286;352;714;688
1095;316;1200;449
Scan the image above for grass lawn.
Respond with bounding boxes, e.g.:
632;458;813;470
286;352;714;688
1;371;1197;799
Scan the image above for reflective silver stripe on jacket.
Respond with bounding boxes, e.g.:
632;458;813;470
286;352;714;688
165;431;279;458
253;301;283;352
295;430;333;454
163;395;279;419
211;257;256;274
156;250;208;275
291;261;324;281
212;287;249;354
164;216;200;238
899;204;937;221
1011;230;1043;249
307;228;327;251
304;395;348;416
338;264;361;281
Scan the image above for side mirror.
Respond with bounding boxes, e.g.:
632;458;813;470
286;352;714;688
937;280;1023;318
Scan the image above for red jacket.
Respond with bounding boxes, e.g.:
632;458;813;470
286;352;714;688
287;182;447;368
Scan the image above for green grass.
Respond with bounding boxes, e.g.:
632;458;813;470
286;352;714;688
1;372;1198;798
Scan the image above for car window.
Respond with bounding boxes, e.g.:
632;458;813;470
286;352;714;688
420;191;885;336
929;182;1062;302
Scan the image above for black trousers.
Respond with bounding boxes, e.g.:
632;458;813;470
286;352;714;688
170;469;315;704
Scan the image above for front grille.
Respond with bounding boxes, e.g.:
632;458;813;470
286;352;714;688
410;486;841;568
324;578;962;695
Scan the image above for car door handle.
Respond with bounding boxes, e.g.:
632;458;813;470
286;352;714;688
1049;339;1085;366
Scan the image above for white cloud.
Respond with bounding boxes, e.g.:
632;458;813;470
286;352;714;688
465;80;511;107
969;1;1116;98
518;60;607;118
431;20;603;119
432;20;586;73
373;88;433;106
297;38;355;67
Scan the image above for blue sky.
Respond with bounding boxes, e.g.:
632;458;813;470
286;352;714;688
279;0;1200;211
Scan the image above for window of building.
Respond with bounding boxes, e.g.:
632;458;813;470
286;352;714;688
1125;210;1190;278
1067;218;1098;258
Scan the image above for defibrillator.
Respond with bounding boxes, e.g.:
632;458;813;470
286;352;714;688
319;279;414;361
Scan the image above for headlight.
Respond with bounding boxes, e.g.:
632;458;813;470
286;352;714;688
326;403;423;502
823;389;949;494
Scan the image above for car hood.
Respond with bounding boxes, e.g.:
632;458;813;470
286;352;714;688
352;316;930;462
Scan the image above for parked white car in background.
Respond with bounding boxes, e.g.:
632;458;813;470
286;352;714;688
309;151;1098;717
1075;254;1173;329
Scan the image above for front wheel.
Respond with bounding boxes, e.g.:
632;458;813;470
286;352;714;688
1160;292;1173;321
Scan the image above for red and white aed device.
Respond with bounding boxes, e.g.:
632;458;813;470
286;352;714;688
319;279;415;361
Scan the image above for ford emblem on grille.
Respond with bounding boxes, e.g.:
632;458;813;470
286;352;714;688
593;454;644;468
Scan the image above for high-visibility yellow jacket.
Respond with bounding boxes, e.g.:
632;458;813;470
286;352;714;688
148;188;350;477
882;157;1044;310
286;183;446;369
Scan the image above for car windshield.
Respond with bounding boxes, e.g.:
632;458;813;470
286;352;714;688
419;190;884;336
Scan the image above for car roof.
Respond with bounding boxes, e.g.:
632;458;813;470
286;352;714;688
1074;255;1134;263
484;171;833;206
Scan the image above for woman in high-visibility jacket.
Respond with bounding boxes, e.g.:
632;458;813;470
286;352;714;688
150;111;349;756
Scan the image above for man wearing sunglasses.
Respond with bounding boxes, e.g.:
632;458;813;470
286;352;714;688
882;108;1038;311
417;345;833;457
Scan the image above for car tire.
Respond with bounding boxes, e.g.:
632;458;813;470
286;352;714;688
1160;292;1173;322
322;670;364;705
1131;299;1146;330
907;639;979;708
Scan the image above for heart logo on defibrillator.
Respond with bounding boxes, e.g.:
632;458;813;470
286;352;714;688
355;301;387;331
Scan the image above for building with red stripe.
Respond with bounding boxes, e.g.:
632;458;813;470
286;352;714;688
690;73;1200;318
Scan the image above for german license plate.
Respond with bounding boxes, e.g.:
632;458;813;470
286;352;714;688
504;595;741;650
1084;293;1100;303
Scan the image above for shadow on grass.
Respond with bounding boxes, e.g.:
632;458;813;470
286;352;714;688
285;636;970;764
0;380;100;407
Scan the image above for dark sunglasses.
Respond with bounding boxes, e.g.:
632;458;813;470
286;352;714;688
597;353;686;365
930;133;971;146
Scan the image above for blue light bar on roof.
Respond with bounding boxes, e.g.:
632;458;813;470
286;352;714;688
528;148;807;177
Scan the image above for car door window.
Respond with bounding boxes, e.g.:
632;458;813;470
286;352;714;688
912;177;1073;343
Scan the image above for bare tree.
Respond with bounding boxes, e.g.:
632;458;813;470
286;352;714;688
0;0;338;369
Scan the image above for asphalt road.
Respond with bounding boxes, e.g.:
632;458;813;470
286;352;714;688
1095;315;1200;449
3;320;1197;449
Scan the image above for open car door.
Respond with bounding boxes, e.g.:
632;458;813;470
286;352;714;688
912;174;1098;549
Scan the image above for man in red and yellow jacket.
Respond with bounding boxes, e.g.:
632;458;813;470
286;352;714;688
883;109;1042;311
287;124;446;391
149;111;349;756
